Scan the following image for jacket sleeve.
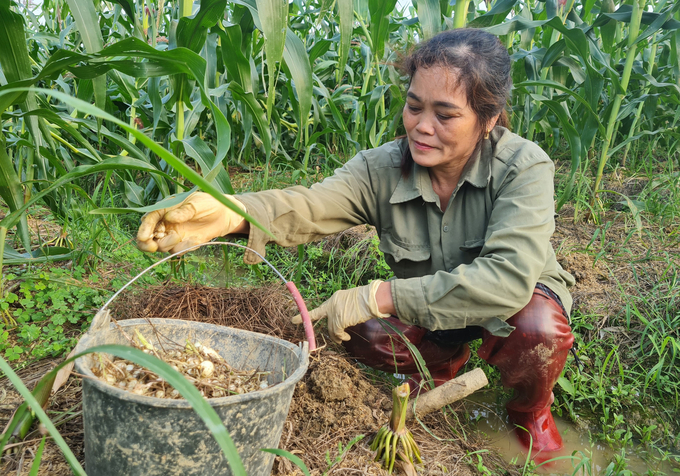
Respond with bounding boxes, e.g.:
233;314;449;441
236;154;379;264
391;152;556;334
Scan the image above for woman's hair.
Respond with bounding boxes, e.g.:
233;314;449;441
398;28;512;175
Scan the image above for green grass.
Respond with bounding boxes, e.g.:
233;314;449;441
2;0;680;470
3;139;680;474
258;141;680;473
550;143;680;472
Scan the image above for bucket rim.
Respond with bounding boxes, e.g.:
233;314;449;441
74;318;309;409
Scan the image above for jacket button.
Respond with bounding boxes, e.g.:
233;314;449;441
443;225;449;232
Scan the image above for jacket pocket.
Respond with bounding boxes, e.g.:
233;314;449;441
379;232;431;279
459;238;485;264
459;238;485;254
379;232;431;263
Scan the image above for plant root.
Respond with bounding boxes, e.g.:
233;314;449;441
370;383;422;473
90;331;271;399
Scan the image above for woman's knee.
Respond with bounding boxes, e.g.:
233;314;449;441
478;287;574;365
506;288;574;350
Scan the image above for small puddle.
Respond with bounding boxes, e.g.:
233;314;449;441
464;391;675;475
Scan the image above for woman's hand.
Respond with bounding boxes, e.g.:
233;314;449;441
292;280;393;343
136;192;249;254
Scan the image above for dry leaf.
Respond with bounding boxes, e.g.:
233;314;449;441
51;348;77;395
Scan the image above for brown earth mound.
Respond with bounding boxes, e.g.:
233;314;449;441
2;285;508;475
552;205;680;341
277;350;487;475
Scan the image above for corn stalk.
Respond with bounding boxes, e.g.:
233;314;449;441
593;0;646;207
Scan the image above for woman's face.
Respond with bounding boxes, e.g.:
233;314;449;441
403;66;483;175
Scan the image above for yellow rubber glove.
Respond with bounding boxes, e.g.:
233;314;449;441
292;280;391;344
136;192;246;254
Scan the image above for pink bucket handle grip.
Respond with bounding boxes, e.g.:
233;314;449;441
285;281;317;351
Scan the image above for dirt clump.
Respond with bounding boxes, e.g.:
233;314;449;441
322;224;377;253
308;359;355;402
2;285;511;476
291;352;389;437
555;252;612;315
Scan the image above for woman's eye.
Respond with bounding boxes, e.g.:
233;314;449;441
407;104;421;112
437;114;452;121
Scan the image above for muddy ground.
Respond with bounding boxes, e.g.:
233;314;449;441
1;282;499;475
2;204;676;475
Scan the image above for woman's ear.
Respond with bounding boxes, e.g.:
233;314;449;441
488;113;501;131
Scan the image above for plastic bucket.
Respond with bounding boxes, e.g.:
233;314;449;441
74;318;309;476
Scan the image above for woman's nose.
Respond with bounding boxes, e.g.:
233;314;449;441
415;114;435;135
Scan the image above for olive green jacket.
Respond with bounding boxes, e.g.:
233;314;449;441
238;127;574;336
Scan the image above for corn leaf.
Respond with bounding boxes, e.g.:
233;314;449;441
355;0;369;22
147;76;163;134
595;5;680;31
0;87;273;237
0;6;34;249
282;28;313;147
469;0;520;27
484;17;551;36
262;448;311;476
10;109;103;161
255;0;288;119
177;0;227;53
124;180;145;206
526;95;582;210
109;0;136;22
217;25;253;92
92;191;194;215
515;80;605;134
2;245;75;264
28;436;47;476
64;0;106;113
0;153;175;230
182;135;235;193
229;82;272;161
0;355;86;476
368;0;399;60
0;5;31;85
416;0;441;40
336;0;353;83
0;3;31;110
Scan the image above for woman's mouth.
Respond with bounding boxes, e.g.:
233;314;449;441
413;140;434;151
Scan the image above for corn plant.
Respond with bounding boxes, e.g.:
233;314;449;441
478;0;680;213
1;0;679;261
2;1;680;472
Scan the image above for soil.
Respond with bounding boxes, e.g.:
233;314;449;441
3;202;677;474
0;360;83;476
551;204;680;343
1;285;509;476
0;210;64;249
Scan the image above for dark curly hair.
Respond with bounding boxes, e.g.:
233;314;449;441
398;29;512;175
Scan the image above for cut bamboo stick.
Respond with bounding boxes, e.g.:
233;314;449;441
406;368;488;421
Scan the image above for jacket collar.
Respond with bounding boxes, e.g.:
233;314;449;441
389;131;496;205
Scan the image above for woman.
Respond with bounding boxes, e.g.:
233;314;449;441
137;29;575;461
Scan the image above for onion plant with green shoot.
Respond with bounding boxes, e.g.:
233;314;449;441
370;382;422;473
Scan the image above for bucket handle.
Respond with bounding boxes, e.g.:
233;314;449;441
96;242;317;351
